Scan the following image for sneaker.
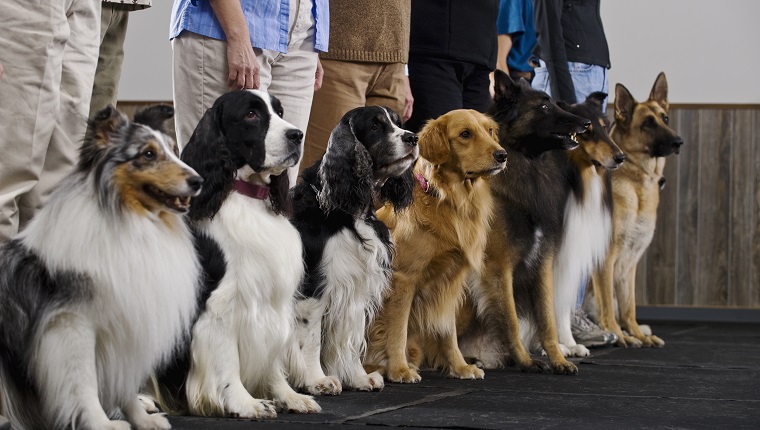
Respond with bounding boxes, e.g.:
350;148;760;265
571;309;619;347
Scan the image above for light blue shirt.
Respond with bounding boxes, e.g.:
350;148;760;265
170;0;329;53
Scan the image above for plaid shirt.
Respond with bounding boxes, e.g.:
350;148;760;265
170;0;329;53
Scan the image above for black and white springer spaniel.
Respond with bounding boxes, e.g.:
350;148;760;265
151;90;321;418
290;106;419;392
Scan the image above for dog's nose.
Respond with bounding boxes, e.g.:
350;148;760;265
286;129;304;143
613;153;626;165
187;175;204;192
403;133;418;146
493;150;508;163
673;136;684;147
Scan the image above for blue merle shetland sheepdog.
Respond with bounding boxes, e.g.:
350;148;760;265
0;105;202;430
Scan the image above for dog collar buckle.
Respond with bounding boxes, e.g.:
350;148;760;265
415;173;431;194
234;179;270;200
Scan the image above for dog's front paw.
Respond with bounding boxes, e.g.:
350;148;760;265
551;360;578;375
618;335;643;348
229;398;277;419
566;344;590;358
387;365;421;384
519;358;551;373
131;412;171;430
138;394;160;414
277;392;321;414
449;364;485;380
353;371;385;391
639;334;665;348
307;375;342;396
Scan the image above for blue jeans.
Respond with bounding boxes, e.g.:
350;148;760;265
532;60;609;113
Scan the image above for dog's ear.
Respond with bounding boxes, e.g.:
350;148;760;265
379;167;415;211
268;171;292;217
318;116;374;216
79;105;130;171
614;83;636;127
88;104;129;147
584;92;608;111
133;104;174;133
492;69;519;103
649;72;669;111
181;104;235;221
418;120;450;165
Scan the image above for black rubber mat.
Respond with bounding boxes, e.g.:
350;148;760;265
168;322;760;429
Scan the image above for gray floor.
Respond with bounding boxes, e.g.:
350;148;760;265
166;322;760;429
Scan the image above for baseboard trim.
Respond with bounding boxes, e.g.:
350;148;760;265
637;306;760;323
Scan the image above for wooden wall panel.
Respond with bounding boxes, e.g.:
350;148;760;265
674;109;700;306
753;110;760;307
729;110;754;306
695;110;731;305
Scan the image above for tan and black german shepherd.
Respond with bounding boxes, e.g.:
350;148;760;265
457;70;590;375
586;72;683;347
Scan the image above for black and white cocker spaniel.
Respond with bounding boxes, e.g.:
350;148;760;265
290;106;419;392
151;90;320;418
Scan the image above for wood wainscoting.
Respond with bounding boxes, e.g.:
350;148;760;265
634;105;760;309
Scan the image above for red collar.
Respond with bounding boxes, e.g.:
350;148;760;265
415;172;431;193
233;179;269;200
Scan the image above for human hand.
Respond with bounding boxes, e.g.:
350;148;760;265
403;76;414;122
314;58;324;91
226;37;259;90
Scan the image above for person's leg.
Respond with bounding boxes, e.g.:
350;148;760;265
302;59;373;171
365;62;406;118
406;56;463;133
531;59;552;96
461;63;492;114
89;3;130;116
267;0;319;185
172;32;230;147
568;62;609;112
0;0;69;241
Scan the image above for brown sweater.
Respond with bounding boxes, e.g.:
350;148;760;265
320;0;410;63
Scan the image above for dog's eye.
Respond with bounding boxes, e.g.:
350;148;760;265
372;122;381;131
541;104;549;110
460;130;471;139
643;116;655;127
246;111;258;120
662;115;670;125
142;150;156;160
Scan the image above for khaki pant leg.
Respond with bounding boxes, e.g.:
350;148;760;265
17;0;101;230
89;3;130;116
366;62;407;119
0;1;70;241
172;32;229;148
302;60;374;172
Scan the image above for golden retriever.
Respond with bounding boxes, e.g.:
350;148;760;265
365;109;507;383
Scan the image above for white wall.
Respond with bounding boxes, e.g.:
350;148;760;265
119;0;760;104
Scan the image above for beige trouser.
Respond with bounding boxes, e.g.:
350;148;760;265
0;0;101;242
302;60;406;171
172;0;319;186
89;2;130;116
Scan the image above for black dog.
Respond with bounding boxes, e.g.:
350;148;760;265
289;106;418;392
458;70;591;375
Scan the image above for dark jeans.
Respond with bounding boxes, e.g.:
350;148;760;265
405;55;492;133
